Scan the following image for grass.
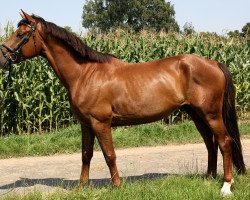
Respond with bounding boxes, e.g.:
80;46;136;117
1;169;250;200
0;120;249;159
0;121;249;199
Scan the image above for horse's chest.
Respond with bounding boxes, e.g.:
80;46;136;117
69;97;92;124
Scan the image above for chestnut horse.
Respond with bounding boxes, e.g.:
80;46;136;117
0;11;246;196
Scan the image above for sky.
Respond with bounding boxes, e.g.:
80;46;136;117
0;0;249;35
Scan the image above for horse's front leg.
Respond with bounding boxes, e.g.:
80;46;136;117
91;118;121;187
80;124;95;186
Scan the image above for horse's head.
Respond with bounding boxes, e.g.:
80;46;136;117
0;10;44;70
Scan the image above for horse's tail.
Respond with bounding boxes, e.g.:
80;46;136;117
218;63;246;174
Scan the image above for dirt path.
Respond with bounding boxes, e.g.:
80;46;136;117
1;139;250;196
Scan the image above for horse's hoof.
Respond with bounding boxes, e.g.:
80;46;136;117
112;179;122;188
220;181;233;197
220;190;232;197
79;179;89;187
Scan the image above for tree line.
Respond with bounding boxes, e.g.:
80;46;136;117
81;0;249;38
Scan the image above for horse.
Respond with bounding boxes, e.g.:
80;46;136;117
0;11;246;196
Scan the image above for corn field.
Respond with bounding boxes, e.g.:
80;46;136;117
0;27;249;135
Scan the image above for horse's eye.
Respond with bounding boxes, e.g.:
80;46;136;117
17;32;25;39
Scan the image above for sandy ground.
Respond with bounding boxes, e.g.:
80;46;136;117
0;139;250;196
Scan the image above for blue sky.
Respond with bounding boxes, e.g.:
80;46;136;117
172;0;250;34
0;0;249;35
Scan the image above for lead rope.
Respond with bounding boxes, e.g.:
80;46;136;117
5;61;14;90
0;45;14;92
0;61;14;103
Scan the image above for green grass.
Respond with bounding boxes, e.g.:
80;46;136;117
1;169;250;200
0;121;249;159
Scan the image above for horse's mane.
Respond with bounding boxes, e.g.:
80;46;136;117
18;15;114;63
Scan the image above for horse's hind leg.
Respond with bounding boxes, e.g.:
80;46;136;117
203;115;233;196
189;106;233;195
185;107;218;178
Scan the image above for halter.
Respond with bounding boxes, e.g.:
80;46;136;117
0;22;37;90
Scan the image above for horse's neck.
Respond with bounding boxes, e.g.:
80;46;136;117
42;39;83;90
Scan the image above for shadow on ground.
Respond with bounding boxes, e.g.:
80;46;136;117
0;173;177;191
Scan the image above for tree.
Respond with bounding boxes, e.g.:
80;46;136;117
227;23;250;38
64;26;73;32
82;0;179;33
227;30;241;38
241;23;250;38
182;22;195;35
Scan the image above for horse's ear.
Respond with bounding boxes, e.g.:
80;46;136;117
20;11;26;19
20;9;35;23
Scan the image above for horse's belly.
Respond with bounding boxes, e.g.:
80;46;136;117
111;104;178;126
111;77;184;126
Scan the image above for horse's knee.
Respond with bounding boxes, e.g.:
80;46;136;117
82;150;93;164
104;153;116;166
219;136;232;154
206;118;232;153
